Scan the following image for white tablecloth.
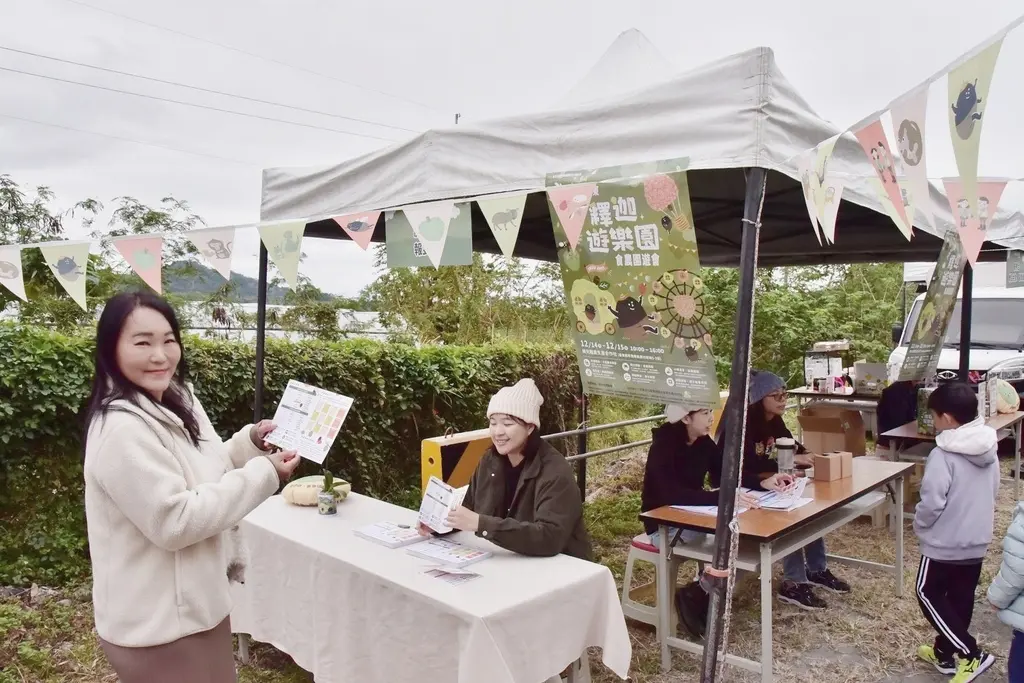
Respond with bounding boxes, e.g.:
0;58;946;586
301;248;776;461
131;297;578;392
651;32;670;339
231;493;632;683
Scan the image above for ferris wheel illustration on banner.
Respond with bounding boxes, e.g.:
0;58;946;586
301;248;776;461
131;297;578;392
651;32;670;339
647;268;713;359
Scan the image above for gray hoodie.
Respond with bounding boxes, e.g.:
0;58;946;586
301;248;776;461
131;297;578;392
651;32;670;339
914;417;1000;561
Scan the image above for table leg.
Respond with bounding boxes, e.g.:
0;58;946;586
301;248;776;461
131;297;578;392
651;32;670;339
1015;424;1021;501
894;476;904;598
888;439;897;462
760;542;773;683
657;525;672;673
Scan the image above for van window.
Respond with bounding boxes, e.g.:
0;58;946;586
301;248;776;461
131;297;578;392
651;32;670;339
902;298;1024;349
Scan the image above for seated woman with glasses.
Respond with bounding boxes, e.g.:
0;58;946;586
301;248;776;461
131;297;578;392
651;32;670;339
716;370;851;611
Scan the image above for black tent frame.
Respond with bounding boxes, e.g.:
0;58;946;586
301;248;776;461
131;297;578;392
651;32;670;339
250;166;1003;681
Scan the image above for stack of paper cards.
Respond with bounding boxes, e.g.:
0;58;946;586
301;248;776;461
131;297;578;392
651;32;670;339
422;566;481;586
353;521;426;549
406;537;491;570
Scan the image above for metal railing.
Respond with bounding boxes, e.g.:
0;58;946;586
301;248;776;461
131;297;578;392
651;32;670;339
539;411;667;500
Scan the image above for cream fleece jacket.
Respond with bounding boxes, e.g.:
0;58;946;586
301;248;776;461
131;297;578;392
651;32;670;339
83;390;280;648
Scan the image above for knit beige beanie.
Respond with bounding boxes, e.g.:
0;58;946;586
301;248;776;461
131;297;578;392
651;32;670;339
487;378;544;427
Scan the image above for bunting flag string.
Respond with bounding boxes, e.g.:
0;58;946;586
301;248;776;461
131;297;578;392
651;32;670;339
112;234;164;293
257;220;305;288
0;244;27;301
187;226;237;280
38;240;91;311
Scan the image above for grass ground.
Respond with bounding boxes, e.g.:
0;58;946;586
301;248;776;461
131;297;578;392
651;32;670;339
2;450;1019;682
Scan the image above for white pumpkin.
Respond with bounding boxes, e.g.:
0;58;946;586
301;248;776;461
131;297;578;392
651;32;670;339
282;475;352;506
995;379;1022;414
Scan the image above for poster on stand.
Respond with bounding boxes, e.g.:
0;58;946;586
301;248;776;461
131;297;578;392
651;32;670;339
547;157;721;409
898;231;966;382
1007;251;1024;289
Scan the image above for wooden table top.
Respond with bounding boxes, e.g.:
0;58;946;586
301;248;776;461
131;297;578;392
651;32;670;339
790;386;882;402
881;411;1024;442
639;458;914;542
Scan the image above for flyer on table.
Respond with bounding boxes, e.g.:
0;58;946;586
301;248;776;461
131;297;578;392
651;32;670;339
547;157;721;409
265;379;354;464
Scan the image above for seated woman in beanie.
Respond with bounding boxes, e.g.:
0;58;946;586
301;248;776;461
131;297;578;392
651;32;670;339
434;379;593;560
716;369;851;611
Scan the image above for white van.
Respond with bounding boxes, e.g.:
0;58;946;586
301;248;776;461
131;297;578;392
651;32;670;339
888;287;1024;388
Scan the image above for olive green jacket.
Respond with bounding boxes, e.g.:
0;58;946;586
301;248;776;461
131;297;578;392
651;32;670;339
463;437;593;561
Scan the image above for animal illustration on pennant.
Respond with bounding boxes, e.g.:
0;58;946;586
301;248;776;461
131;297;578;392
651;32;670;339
52;256;83;281
133;248;157;270
978;196;991;231
951;80;983;140
345;216;374;233
956;198;973;229
607;296;659;340
897;119;924;166
491;208;519;231
824;186;836;204
417;216;447;242
0;260;19;279
203;238;232;260
870;143;898;184
282;230;301;253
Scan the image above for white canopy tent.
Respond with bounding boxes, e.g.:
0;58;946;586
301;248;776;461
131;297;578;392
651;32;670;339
260;42;1022;267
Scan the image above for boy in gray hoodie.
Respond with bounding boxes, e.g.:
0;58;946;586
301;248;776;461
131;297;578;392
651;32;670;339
913;381;999;682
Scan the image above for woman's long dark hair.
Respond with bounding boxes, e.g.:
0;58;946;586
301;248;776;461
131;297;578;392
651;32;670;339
84;291;202;446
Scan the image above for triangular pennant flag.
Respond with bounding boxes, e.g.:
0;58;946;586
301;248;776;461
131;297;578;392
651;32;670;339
854;118;912;240
811;135;840;242
0;244;27;301
113;235;163;294
547;184;597;249
796;154;822;245
402;201;457;268
38;241;91;311
258;221;305;287
477;193;527;257
332;210;381;251
187;226;236;280
891;89;934;230
817;175;845;244
942;177;1008;266
948;38;1003;218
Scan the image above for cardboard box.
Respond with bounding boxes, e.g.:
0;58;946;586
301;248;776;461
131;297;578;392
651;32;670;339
917;387;936;435
813;453;843;481
853;362;888;396
797;405;867;456
829;450;854;478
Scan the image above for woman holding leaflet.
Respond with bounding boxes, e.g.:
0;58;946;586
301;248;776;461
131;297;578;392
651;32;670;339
83;292;301;683
425;378;593;560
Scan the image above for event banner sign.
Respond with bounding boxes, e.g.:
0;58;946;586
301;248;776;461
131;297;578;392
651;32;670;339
547;157;721;409
1007;251;1024;288
898;232;966;382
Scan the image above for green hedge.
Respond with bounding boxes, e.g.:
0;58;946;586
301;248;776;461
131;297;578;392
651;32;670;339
0;324;579;586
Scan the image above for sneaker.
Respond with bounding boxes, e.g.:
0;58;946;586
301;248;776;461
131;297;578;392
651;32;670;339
916;644;956;675
778;581;827;611
807;568;851;594
674;582;708;640
951;651;995;682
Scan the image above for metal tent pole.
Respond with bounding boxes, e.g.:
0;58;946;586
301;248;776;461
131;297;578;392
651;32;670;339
700;167;767;683
959;263;973;381
254;242;269;422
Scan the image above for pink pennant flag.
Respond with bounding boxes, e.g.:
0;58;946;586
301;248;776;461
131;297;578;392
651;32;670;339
113;235;163;293
547;184;597;249
332;210;381;251
854;119;910;235
942;177;1007;266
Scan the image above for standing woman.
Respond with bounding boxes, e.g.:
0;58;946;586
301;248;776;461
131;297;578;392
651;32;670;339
439;378;593;560
83;291;301;683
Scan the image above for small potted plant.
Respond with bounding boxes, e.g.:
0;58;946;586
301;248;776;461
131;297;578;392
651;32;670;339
318;469;339;515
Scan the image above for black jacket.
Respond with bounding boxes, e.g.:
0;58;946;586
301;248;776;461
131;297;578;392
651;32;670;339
716;405;806;489
640;422;724;535
463;434;593;561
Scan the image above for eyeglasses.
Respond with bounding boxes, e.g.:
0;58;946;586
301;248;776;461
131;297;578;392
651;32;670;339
766;391;789;401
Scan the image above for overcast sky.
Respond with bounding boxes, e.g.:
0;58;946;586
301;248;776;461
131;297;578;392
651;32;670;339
2;0;1023;296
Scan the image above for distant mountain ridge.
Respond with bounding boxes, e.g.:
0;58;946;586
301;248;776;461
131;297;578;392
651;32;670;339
164;261;293;303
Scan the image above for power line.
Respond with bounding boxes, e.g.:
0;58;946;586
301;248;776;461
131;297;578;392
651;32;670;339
54;0;446;113
0;110;259;165
0;45;417;134
0;64;402;142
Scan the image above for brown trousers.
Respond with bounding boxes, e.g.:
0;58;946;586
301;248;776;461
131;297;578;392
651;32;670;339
99;617;236;683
